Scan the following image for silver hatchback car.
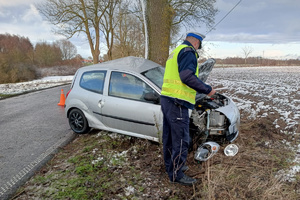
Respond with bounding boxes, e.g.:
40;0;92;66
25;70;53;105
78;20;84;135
65;56;164;142
65;56;240;161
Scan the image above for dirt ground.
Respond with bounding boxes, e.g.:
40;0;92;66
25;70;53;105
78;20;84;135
12;113;300;200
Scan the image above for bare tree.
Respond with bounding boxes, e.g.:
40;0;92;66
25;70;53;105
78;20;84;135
242;45;253;64
37;0;110;64
54;39;77;60
0;34;36;83
0;33;34;63
99;0;124;61
34;42;62;67
109;2;144;60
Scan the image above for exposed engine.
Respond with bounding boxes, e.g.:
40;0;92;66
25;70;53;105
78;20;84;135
193;93;229;133
190;58;240;161
190;93;231;148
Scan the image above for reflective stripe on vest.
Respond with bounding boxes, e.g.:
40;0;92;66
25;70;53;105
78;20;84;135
161;44;199;105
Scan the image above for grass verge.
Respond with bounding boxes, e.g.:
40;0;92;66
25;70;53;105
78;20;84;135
13;117;300;199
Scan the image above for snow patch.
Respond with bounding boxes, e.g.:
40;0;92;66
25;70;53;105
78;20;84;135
0;76;73;96
125;186;135;196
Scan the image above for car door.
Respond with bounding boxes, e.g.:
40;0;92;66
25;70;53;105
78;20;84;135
100;71;162;141
77;70;107;127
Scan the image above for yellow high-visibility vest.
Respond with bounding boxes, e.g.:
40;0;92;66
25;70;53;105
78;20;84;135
161;44;199;105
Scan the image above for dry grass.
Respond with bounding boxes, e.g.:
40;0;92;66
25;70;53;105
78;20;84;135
189;117;299;200
13;117;300;200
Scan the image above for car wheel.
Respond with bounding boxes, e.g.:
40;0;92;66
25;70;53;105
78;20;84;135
68;108;90;134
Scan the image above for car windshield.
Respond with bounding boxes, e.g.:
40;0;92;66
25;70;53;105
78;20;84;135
142;66;165;89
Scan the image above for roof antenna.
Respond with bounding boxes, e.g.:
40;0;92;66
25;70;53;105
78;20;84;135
206;0;242;35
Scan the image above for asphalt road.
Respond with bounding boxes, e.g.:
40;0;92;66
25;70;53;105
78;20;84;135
0;85;76;200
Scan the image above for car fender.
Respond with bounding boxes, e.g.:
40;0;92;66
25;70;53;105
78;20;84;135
66;98;108;129
215;95;240;141
65;98;89;115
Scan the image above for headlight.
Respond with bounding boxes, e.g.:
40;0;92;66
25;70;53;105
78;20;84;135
224;144;239;156
194;142;220;161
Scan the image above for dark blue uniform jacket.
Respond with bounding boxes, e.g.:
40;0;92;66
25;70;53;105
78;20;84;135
162;40;212;109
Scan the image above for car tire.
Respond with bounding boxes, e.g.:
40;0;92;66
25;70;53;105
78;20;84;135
68;108;90;134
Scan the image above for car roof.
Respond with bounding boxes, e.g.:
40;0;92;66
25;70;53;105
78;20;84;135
79;56;161;74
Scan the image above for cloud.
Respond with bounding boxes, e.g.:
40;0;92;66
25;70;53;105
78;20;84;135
22;4;41;23
1;0;299;59
0;3;64;43
208;0;300;44
0;0;40;6
208;32;300;44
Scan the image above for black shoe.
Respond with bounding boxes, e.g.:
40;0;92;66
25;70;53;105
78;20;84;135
181;165;189;172
173;174;197;186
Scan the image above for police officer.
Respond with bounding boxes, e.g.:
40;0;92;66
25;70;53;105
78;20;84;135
161;32;216;186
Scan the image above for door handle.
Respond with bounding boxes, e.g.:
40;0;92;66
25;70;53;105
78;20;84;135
98;99;105;108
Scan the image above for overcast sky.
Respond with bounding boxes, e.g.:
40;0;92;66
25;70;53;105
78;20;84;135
0;0;299;59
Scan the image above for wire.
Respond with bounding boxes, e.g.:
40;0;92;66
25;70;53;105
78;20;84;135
206;0;242;35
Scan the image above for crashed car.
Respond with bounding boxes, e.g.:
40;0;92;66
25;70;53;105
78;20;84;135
65;56;240;161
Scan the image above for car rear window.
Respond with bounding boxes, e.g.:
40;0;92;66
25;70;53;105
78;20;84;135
80;71;106;94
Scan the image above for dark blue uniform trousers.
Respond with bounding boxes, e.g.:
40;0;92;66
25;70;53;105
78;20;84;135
161;96;190;182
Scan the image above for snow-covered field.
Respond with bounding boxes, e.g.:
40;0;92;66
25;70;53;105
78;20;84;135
208;66;300;132
0;76;73;98
208;66;300;181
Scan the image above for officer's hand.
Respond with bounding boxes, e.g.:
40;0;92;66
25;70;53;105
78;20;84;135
207;88;216;97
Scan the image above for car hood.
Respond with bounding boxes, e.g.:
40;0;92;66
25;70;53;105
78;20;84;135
198;58;215;82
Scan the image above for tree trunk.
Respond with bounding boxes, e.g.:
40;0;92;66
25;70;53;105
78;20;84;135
146;0;173;66
92;50;100;64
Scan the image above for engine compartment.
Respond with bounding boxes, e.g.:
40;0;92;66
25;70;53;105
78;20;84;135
195;93;228;109
190;93;230;138
190;93;240;160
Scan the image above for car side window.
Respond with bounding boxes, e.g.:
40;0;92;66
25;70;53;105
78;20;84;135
109;71;158;103
80;71;106;94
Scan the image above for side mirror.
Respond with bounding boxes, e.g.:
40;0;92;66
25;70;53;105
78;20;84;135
144;92;160;104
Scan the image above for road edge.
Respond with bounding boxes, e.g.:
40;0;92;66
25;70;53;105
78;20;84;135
0;131;77;200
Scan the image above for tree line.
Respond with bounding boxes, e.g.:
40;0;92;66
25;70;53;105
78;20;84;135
1;0;218;84
211;57;300;67
0;33;82;84
38;0;217;65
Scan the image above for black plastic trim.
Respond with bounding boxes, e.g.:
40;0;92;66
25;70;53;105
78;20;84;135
93;111;155;126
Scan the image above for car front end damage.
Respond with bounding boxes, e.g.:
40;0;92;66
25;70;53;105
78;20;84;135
190;93;240;161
